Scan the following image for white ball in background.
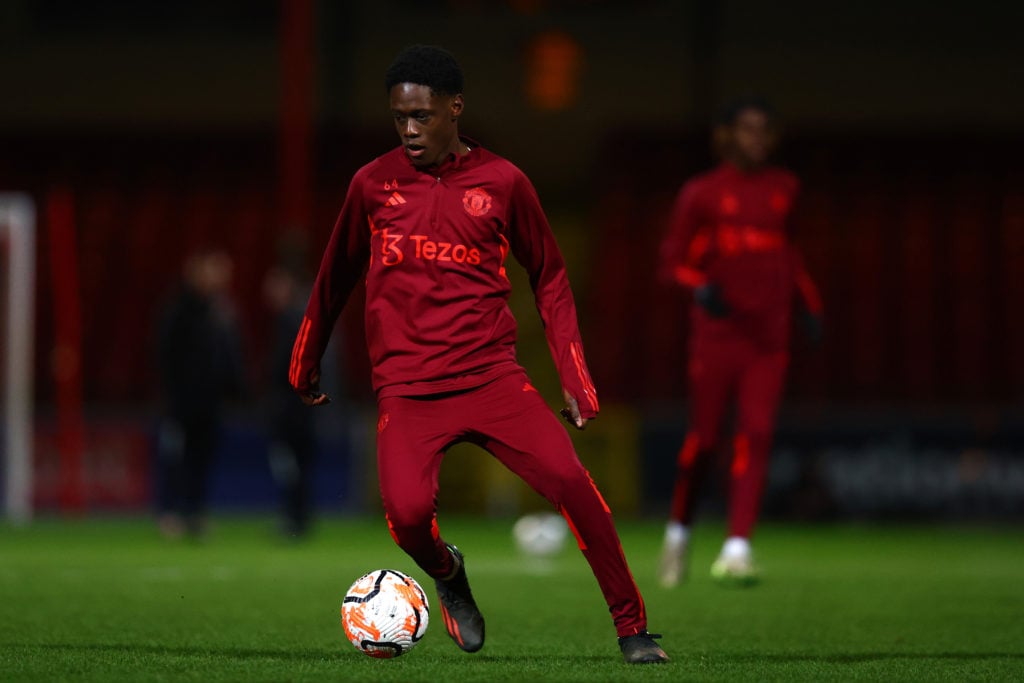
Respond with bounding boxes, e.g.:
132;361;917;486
513;513;569;557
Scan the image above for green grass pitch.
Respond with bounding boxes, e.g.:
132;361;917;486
1;516;1021;681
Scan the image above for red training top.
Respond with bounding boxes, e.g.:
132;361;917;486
659;162;822;352
290;141;599;418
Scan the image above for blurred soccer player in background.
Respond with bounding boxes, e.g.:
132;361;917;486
288;45;667;664
658;97;822;586
157;249;244;539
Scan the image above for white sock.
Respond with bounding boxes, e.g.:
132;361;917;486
665;522;690;547
721;536;751;559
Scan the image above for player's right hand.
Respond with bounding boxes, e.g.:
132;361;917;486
300;391;331;407
296;369;331;406
695;283;729;318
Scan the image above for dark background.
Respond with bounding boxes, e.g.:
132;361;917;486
2;0;1022;518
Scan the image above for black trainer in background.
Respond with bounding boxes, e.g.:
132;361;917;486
619;631;670;664
434;544;485;652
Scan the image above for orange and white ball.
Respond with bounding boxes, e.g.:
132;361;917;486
341;569;429;658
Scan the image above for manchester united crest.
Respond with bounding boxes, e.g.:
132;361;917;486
463;187;492;217
720;193;740;215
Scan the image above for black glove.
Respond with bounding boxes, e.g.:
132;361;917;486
800;309;823;345
694;284;729;318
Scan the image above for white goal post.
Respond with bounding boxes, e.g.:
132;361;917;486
0;193;35;524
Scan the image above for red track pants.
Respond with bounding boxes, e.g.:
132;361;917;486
669;336;789;538
376;370;647;638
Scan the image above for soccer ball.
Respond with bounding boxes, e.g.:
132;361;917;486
513;512;569;557
341;569;429;658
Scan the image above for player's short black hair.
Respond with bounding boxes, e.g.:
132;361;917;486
716;94;776;126
384;45;464;96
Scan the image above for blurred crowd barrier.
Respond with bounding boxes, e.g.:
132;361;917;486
29;409;370;515
644;405;1024;520
21;403;1024;520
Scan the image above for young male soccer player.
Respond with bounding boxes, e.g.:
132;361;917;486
658;97;822;586
289;45;667;664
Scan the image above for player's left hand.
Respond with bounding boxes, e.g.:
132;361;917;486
695;283;730;318
560;390;588;430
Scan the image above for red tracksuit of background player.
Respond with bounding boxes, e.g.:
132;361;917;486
289;46;666;664
658;97;822;586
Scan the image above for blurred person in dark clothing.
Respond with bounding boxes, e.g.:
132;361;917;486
657;96;822;586
157;249;244;538
262;237;336;538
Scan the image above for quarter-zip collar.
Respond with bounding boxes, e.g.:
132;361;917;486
408;136;483;179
